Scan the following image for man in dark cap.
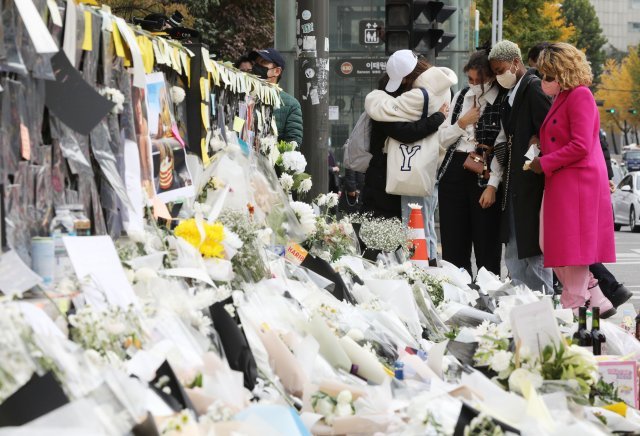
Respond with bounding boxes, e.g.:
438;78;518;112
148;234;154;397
249;48;303;146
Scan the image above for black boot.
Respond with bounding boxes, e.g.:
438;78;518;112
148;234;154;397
606;283;633;308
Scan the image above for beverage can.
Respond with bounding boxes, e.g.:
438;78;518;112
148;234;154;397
31;237;55;285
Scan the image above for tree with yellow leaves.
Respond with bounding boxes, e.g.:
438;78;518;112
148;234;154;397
542;2;575;43
476;0;575;56
596;49;640;145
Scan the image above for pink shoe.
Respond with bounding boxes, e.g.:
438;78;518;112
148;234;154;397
587;284;616;319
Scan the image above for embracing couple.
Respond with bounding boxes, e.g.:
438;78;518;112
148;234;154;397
361;48;503;275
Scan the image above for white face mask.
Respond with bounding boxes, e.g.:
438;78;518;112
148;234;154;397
496;62;518;89
469;81;493;96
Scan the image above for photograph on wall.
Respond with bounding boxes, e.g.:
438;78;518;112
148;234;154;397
131;85;154;199
145;72;194;203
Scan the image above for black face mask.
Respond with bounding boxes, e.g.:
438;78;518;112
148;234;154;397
252;64;270;79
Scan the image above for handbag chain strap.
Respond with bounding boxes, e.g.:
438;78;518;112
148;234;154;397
436;137;461;182
500;134;513;211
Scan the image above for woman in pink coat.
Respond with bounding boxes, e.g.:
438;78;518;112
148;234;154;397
529;43;616;317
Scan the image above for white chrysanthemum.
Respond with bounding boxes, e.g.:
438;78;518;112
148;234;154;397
489;350;512;373
298;177;312;193
268;144;281;166
314;396;334;417
508;368;543;395
260;136;277;153
408;203;422;210
290;201;316;236
326;192;339;208
315;194;328;207
279;173;294;192
335;402;353;418
282;151;307;174
170;86;186;104
135;267;158;284
336;390;352;405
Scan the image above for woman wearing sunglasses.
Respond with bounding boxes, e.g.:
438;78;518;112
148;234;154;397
528;42;617;317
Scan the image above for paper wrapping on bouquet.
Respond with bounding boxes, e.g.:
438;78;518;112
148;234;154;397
234;404;310;436
446;341;479;368
601;320;640;360
296;248;356;305
0;372;69;426
257;327;307;399
307;315;352;371
150;360;196;413
338;336;388;385
407;205;429;267
453;403;521;436
131;412;160;436
209;301;258;391
364;278;422;340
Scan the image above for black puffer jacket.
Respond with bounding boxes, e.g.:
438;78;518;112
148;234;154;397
362;113;446;218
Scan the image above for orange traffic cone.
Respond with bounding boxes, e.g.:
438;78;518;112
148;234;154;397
408;204;429;268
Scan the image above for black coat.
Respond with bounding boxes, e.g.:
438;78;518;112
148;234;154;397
599;129;614;180
362;113;445;219
499;69;551;258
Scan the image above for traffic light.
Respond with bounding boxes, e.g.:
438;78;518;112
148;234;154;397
385;0;457;58
605;108;616;114
629;108;638;115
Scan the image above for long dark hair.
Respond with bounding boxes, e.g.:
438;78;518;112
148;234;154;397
463;49;494;87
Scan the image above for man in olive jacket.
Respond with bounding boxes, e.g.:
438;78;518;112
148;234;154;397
249;48;303;146
489;40;553;293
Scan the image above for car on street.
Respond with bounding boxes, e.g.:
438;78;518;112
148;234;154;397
611;158;626;186
622;149;640;172
613;171;640;232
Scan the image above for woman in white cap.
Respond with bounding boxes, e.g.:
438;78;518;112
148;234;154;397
361;50;449;234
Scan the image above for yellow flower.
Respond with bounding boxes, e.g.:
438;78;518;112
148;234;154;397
174;219;226;259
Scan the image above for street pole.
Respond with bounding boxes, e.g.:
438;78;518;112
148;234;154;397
610;127;618;154
296;0;329;198
474;9;480;49
491;0;497;47
497;0;504;42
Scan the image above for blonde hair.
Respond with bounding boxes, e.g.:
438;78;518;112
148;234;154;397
488;40;522;62
537;42;593;89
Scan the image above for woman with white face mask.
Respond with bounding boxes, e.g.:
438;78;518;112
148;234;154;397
527;42;617;317
436;50;508;277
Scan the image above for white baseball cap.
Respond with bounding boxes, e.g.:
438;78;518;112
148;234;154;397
385;50;418;93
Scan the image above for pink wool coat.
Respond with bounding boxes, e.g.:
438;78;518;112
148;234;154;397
539;86;616;267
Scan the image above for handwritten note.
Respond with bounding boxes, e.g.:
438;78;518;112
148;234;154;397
510;299;562;355
232;116;245;134
63;236;138;308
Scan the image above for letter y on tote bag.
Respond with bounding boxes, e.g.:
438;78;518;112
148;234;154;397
385;89;439;197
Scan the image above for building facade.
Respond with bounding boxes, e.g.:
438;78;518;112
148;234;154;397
275;0;473;163
590;0;640;52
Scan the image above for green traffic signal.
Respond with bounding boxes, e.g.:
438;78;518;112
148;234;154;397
629;108;638;115
606;108;616;114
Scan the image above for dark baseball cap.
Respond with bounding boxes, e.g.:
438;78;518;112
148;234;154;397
249;48;286;70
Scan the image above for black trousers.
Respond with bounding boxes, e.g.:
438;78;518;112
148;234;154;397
590;263;619;294
438;152;502;276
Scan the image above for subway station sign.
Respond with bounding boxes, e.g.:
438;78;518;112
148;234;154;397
335;58;387;77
